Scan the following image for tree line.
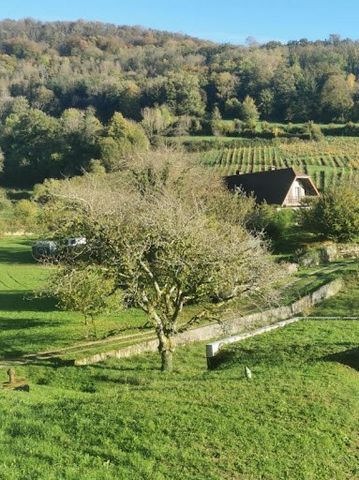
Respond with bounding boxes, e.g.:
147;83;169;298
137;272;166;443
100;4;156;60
2;20;359;184
0;20;358;124
0;103;148;185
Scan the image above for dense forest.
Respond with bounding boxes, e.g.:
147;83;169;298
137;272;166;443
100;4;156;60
1;19;359;184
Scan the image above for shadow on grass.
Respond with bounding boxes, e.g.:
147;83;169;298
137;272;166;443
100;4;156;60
25;356;75;368
0;246;34;265
207;349;236;370
271;227;318;257
0;292;57;312
0;318;62;331
323;347;359;371
91;363;158;372
208;342;357;370
0;343;75;366
95;373;146;385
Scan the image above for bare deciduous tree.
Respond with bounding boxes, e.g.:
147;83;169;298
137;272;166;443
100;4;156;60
43;152;284;371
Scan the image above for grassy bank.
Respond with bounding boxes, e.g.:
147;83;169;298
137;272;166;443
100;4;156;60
0;317;358;479
1;236;356;361
0;236;358;479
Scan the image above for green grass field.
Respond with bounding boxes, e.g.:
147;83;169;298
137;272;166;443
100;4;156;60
0;236;356;362
0;237;151;359
0;317;358;479
0;236;358;479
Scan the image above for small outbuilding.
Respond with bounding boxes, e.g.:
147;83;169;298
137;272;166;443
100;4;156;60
224;167;319;207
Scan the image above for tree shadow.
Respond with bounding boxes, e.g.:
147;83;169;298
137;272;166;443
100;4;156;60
26;356;74;368
0;345;74;366
0;318;62;331
323;347;359;371
6;191;32;201
0;292;57;312
0;322;72;360
90;363;158;372
0;244;35;265
95;373;147;385
103;323;152;337
208;341;357;370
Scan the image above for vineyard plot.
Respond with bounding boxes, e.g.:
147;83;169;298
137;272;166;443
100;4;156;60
199;140;359;190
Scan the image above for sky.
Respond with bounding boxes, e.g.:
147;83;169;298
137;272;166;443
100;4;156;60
1;0;359;44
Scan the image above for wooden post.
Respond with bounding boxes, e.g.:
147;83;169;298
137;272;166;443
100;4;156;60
7;368;16;384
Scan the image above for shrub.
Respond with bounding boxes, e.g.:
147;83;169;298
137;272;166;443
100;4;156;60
306;121;324;141
240;96;259;124
224;98;241;119
13;199;39;231
100;112;149;171
300;185;359;242
248;204;295;240
0;189;11;211
343;122;359;136
211;119;236;137
295;247;329;267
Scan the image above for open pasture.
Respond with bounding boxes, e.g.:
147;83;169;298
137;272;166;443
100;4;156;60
0;316;358;479
0;236;358;479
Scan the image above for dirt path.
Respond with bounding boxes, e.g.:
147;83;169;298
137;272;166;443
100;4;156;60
0;329;157;366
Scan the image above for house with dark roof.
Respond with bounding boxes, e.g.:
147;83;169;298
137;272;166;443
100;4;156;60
224;168;319;207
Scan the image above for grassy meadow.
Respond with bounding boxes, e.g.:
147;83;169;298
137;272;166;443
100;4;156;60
0;235;358;479
0;236;356;361
0;316;358;479
0;237;150;359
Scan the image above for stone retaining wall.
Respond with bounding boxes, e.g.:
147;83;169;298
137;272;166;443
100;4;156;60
206;317;303;368
336;243;359;259
322;242;359;262
74;277;343;366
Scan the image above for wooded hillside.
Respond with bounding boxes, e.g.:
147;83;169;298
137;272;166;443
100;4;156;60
2;20;359;185
0;19;358;123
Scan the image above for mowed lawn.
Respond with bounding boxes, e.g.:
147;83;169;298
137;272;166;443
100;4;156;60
0;236;358;479
0;298;358;477
0;238;149;358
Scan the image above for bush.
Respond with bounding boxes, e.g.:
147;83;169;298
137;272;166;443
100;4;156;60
0;189;11;211
343;122;359;136
300;185;359;242
295;247;329;267
224;98;241;119
305;121;324;141
248;204;295;240
100;112;149;171
13;199;39;231
240;96;259;124
211;119;236;137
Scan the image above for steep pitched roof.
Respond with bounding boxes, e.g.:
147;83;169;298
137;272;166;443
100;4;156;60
224;167;298;205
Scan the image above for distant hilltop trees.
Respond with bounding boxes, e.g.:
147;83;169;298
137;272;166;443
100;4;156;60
1;20;359;185
0;19;358;124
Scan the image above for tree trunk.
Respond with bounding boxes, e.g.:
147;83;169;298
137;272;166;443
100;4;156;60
158;332;174;372
161;349;173;372
90;315;97;338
